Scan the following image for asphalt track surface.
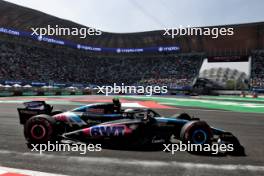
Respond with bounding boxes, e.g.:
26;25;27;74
0;99;264;176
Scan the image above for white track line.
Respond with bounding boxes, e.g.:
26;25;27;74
0;166;67;176
168;106;264;114
0;170;7;175
174;108;235;113
174;107;264;115
0;149;264;172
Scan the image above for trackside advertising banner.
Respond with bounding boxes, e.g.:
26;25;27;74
0;27;180;53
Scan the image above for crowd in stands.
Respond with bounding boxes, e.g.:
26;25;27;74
251;51;264;89
139;78;193;88
0;36;203;88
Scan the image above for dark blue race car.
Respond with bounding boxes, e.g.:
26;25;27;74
17;98;245;155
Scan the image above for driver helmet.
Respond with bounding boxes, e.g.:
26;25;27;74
113;97;121;113
113;97;121;106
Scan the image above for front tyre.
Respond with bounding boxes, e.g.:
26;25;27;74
180;121;212;145
24;115;57;144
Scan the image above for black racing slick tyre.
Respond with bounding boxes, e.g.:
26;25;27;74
180;121;213;145
24;115;57;144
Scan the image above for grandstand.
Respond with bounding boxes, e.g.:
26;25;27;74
251;50;264;89
0;0;264;92
0;38;203;87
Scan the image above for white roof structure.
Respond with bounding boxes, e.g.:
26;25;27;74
13;84;22;87
200;67;248;86
23;84;32;88
4;85;12;88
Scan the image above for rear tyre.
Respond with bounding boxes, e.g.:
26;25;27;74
24;115;57;145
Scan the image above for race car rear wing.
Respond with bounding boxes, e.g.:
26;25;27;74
23;101;47;110
17;101;53;124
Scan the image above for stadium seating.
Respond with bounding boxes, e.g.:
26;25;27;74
0;37;203;88
251;51;264;89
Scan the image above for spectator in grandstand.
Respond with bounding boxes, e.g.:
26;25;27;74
0;36;203;88
251;51;264;88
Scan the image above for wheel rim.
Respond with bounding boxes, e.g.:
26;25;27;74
192;129;207;144
30;124;46;140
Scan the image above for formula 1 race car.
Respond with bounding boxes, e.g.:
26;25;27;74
17;99;245;155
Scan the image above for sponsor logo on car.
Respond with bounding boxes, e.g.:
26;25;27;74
91;126;125;136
